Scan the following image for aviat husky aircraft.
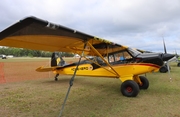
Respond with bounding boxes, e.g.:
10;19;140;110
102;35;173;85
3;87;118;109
0;16;174;97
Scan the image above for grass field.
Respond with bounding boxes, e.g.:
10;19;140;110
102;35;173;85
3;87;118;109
0;58;180;117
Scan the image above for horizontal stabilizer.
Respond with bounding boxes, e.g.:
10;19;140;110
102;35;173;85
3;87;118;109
36;66;63;72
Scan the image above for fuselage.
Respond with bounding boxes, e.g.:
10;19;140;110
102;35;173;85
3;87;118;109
54;63;160;78
52;47;174;82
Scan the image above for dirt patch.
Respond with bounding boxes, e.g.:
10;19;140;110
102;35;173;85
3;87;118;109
0;63;6;83
0;61;54;83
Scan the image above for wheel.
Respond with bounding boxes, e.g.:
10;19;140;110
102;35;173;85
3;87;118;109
159;66;168;73
177;63;180;67
138;76;149;89
121;80;139;97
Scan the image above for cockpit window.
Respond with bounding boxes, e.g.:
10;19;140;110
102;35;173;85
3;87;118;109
108;50;133;63
127;48;141;57
115;51;132;61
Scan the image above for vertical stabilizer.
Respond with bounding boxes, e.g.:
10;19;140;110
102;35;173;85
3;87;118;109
51;52;65;67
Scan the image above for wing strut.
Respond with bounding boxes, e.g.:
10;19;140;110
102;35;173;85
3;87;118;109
58;41;87;117
87;42;120;78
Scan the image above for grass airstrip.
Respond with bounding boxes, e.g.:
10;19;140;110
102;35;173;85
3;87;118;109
0;57;180;117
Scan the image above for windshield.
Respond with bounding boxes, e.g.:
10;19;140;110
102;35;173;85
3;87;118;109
127;48;141;57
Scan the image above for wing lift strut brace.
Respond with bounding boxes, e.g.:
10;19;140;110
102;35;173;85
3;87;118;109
58;40;88;117
86;41;120;78
58;40;120;117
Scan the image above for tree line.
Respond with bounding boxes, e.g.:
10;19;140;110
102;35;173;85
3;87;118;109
0;47;74;57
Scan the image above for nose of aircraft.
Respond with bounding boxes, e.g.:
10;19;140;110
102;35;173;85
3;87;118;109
162;53;175;61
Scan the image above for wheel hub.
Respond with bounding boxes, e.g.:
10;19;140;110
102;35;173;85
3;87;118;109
126;86;132;92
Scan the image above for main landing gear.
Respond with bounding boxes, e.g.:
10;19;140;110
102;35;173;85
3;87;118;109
54;74;59;81
120;76;149;97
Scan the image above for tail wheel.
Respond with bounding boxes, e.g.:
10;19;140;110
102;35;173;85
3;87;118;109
121;80;139;97
177;63;180;67
138;76;149;89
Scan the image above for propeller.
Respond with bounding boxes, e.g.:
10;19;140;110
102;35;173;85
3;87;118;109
162;37;172;82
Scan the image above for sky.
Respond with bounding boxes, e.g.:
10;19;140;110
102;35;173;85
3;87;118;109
0;0;180;54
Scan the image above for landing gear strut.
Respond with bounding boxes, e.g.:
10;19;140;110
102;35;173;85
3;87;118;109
55;74;59;81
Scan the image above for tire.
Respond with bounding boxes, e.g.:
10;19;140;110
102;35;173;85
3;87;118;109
177;63;180;67
159;66;168;73
138;76;149;89
121;80;139;97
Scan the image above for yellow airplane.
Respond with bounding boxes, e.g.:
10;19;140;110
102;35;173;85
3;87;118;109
0;16;174;97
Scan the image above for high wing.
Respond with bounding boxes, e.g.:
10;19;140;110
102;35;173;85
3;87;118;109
0;16;127;56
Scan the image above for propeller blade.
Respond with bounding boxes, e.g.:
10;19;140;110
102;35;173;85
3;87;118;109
166;62;172;82
162;37;172;81
163;37;167;54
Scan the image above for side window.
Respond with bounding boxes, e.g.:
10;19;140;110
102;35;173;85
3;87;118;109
123;51;133;59
114;52;124;61
114;51;133;62
108;50;133;63
109;55;115;63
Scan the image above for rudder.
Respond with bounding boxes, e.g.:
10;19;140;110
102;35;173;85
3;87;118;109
51;52;65;67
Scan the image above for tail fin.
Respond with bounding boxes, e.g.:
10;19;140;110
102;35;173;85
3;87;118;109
51;52;65;67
